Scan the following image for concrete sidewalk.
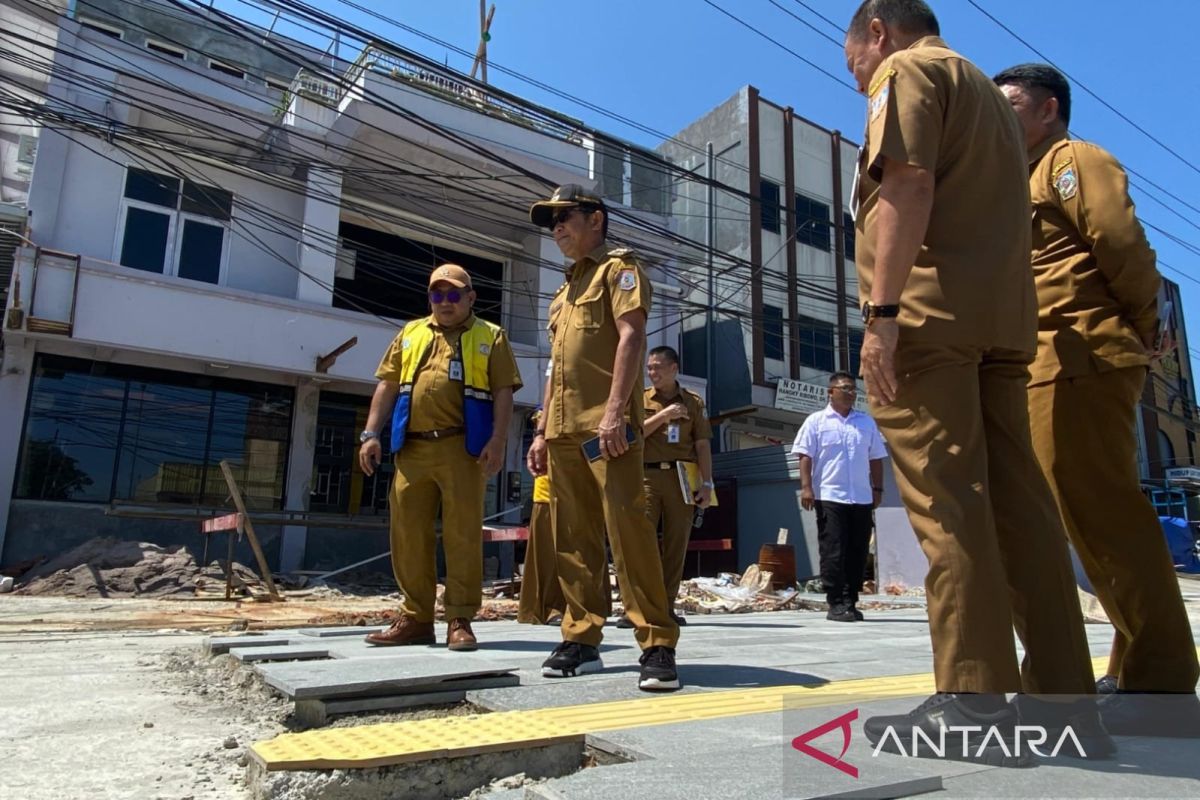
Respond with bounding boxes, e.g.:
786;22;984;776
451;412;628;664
243;580;1200;799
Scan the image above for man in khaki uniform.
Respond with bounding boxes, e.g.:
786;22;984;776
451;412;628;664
526;184;680;692
843;0;1111;760
359;264;521;650
638;345;712;625
995;63;1199;734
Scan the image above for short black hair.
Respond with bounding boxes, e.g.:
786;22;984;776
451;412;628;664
993;63;1072;127
829;371;856;386
847;0;939;40
648;345;680;365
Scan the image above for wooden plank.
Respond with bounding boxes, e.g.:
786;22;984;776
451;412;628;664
219;460;282;602
201;512;242;533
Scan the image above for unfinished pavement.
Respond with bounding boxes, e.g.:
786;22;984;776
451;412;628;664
4;583;1199;799
233;583;1200;800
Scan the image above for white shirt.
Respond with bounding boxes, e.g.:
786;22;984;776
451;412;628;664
791;404;888;505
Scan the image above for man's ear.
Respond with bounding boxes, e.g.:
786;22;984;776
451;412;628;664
1040;95;1060;127
467;289;478;307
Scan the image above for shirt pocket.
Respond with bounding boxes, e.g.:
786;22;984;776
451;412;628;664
572;283;606;330
818;429;841;449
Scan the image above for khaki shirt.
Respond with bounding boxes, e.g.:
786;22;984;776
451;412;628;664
1026;132;1159;386
544;244;653;439
375;314;522;432
643;383;712;463
855;36;1036;353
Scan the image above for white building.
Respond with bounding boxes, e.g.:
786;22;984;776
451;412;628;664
0;0;691;572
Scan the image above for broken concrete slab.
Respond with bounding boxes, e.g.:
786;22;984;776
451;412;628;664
255;655;521;700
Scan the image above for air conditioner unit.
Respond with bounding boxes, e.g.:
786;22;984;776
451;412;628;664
334;243;356;279
15;135;37;174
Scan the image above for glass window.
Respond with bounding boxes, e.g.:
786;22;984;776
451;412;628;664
311;393;390;515
182;181;232;221
177;219;224;284
796;194;831;252
843;211;857;260
763;304;785;361
125;168;179;208
120;207;171;273
16;360;124;502
16;355;293;508
760;179;781;234
798;316;835;372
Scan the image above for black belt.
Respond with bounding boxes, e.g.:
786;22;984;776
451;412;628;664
407;426;464;440
646;460;692;470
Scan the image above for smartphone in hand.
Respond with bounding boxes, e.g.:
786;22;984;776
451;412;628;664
581;424;637;462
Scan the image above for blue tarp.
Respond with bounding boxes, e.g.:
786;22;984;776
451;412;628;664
1161;516;1200;574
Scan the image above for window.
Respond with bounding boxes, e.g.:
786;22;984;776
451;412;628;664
843;211;856;259
763;304;785;361
310;393;392;515
16;355;292;509
797;316;835;372
848;327;864;378
209;60;246;80
759;179;781;234
265;78;291;92
795;194;831;252
146;40;186;59
116;167;232;284
78;17;123;39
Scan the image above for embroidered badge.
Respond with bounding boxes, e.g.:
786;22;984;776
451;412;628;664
868;68;896;98
1051;157;1074;177
618;269;637;291
478;343;491;356
1054;168;1078;201
869;81;890;121
401;338;410;350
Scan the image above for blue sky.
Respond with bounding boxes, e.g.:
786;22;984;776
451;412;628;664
222;0;1200;378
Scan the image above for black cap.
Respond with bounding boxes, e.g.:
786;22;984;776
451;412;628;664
529;184;606;229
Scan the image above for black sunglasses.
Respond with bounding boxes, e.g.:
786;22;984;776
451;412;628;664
550;206;595;227
429;289;464;304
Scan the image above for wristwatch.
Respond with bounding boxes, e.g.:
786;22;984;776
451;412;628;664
862;301;901;325
359;430;379;444
701;480;715;489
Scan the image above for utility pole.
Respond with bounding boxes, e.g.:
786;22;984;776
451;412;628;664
705;141;717;417
470;2;496;83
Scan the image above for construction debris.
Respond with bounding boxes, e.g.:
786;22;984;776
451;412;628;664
676;566;800;615
13;537;273;598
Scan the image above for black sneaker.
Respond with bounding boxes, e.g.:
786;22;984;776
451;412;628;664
1012;695;1116;759
851;606;864;621
864;693;1033;767
614;615;635;629
638;645;680;691
541;641;603;678
826;604;857;622
1099;691;1200;737
1095;675;1119;694
670;610;688;626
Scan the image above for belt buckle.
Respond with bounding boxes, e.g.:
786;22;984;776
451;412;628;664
661;462;671;470
431;430;441;439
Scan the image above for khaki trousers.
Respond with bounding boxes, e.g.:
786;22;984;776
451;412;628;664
644;467;694;605
547;433;678;649
389;435;485;622
517;501;566;624
1029;366;1199;691
871;343;1095;694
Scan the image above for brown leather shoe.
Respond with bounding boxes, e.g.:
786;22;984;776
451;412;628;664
447;618;478;651
365;615;435;646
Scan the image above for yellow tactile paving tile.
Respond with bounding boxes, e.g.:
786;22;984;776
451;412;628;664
250;652;1190;771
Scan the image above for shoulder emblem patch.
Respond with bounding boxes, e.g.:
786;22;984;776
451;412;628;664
401;338;411;350
1054;167;1078;201
610;247;634;257
478;343;491;356
869;83;889;121
618;269;637;291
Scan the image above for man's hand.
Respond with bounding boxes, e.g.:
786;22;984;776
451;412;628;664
598;411;629;459
477;436;506;476
695;485;713;509
800;486;815;512
664;403;689;421
526;435;548;476
872;488;884;509
861;319;900;404
359;438;382;477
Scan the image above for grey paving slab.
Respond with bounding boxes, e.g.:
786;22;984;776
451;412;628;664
230;645;332;663
205;634;294;655
297;625;387;638
255;654;521;699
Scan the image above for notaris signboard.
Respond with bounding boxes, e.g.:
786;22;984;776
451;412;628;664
774;378;869;416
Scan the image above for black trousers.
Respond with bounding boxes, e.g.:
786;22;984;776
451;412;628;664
814;500;874;607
